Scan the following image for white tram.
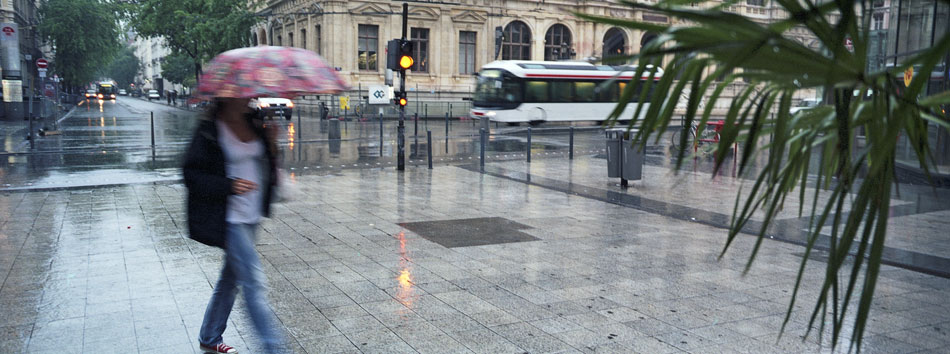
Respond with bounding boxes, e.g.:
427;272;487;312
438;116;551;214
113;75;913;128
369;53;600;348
470;61;663;124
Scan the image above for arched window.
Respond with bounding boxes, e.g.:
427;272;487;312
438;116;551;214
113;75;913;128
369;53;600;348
641;32;659;50
502;21;531;60
252;32;258;46
603;28;627;59
259;29;267;45
544;24;573;61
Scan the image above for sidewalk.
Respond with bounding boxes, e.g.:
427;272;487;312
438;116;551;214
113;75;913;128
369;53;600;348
0;103;71;153
0;155;948;353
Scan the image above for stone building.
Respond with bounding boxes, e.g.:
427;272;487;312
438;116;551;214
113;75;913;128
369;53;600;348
131;35;185;96
1;0;51;120
253;0;821;103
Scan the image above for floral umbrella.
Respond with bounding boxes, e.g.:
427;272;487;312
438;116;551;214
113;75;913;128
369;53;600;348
197;46;348;99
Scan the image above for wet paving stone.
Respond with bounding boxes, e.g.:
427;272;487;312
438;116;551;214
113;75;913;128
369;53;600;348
0;145;948;353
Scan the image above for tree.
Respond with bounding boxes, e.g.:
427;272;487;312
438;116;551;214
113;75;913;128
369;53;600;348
582;0;949;351
130;0;259;84
39;0;121;90
105;46;140;89
161;53;194;87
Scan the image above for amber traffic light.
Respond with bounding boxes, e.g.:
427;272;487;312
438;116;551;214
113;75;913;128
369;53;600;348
399;55;413;70
398;97;408;106
398;39;413;71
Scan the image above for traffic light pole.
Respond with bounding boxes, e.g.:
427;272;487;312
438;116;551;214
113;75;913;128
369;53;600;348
397;2;408;171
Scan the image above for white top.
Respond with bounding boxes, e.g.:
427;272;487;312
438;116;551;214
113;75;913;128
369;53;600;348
216;120;265;224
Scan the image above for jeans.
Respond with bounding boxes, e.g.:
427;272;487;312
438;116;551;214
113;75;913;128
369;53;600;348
199;223;284;353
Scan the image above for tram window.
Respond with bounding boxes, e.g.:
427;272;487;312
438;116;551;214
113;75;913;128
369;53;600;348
618;82;629;102
551;81;573;102
526;81;549;102
595;82;617;102
575;82;596;102
502;81;523;103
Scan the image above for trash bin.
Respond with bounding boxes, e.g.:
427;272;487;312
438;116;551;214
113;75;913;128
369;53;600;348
621;131;644;181
328;118;341;139
606;129;624;178
606;128;643;183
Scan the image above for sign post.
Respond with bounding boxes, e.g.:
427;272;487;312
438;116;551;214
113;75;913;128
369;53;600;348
36;58;48;124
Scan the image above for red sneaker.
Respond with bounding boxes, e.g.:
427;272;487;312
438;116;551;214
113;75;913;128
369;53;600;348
200;343;237;353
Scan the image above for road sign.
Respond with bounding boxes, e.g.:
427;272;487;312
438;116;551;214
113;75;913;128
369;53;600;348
368;85;392;104
845;37;853;53
0;25;14;39
38;68;46;78
904;67;914;87
36;58;48;69
339;96;350;110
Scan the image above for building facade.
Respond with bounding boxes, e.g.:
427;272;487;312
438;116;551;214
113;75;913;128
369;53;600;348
1;0;52;120
252;0;825;110
131;35;186;96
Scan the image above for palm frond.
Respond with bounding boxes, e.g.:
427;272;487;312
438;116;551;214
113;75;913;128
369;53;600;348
583;0;950;350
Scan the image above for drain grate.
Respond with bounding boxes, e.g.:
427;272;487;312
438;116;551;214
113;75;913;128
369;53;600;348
398;217;539;248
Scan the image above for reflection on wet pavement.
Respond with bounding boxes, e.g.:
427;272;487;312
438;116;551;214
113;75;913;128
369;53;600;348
0;99;948;353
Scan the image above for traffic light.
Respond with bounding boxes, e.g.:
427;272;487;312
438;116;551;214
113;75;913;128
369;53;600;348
396;92;408;106
386;39;400;70
398;39;413;70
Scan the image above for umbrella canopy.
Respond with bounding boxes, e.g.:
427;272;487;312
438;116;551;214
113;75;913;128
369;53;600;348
197;46;348;100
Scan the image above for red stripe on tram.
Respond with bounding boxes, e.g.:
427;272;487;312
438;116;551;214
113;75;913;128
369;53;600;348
523;74;657;80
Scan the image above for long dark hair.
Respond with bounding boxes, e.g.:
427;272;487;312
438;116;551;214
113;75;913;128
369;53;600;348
206;98;278;157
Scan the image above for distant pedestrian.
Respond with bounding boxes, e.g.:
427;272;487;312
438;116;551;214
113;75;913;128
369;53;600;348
172;90;178;105
166;90;172;105
183;97;285;354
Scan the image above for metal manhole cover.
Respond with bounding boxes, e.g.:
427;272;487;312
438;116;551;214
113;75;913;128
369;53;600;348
398;217;539;248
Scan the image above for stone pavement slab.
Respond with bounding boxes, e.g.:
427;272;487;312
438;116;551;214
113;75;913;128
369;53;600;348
0;155;948;353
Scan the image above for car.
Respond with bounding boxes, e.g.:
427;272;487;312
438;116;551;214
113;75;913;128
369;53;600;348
118;89;127;96
147;90;160;100
84;89;96;100
790;98;821;115
253;97;294;119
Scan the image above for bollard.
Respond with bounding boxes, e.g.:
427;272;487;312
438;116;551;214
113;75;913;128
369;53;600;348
28;111;34;149
569;126;574;160
526;127;531;163
379;112;384;156
444;111;449;134
427;130;433;169
424;104;428;130
480;128;486;171
150;112;155;149
413;113;419;157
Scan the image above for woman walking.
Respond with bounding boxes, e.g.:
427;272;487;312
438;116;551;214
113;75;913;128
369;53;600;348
184;45;348;353
183;97;283;354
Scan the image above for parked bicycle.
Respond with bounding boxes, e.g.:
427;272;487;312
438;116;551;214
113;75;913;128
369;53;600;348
670;120;724;153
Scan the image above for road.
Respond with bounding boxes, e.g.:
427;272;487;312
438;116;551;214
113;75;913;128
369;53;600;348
0;98;615;190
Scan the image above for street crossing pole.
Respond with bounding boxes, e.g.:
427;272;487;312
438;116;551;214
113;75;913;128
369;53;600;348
397;2;408;171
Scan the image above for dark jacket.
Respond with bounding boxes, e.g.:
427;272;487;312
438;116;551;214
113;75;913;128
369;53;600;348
183;115;277;248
